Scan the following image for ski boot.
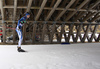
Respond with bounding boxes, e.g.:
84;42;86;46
17;47;26;52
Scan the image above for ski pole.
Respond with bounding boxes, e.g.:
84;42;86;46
0;26;16;30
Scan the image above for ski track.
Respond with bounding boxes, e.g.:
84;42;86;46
0;43;100;69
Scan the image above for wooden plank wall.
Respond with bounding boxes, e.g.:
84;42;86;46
0;0;100;44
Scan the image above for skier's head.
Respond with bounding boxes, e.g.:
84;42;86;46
25;12;30;18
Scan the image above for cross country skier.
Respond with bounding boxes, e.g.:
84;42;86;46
16;12;30;52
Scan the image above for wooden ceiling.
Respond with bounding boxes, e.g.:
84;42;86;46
0;0;100;24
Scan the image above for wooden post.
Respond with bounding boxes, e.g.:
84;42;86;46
81;24;91;42
64;33;68;43
75;24;83;42
2;23;6;43
13;23;16;43
23;24;26;43
0;0;6;43
59;23;65;43
50;23;56;43
0;0;4;20
72;32;76;42
96;33;100;42
67;23;74;42
41;23;47;43
89;25;98;42
32;22;37;43
13;0;17;21
13;0;17;43
47;25;51;42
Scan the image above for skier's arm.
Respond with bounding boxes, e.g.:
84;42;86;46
17;17;26;29
17;19;23;30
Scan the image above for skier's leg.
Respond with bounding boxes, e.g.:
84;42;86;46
19;30;23;46
1;35;3;42
16;30;22;47
16;30;25;52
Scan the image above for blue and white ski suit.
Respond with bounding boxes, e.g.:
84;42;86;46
16;16;27;47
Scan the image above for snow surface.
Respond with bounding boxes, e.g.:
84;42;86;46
0;43;100;69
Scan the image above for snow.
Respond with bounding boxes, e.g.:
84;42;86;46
0;43;100;69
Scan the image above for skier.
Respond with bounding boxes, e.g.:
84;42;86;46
16;12;30;52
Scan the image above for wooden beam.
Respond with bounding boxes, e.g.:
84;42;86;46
2;6;100;12
72;32;76;42
50;0;56;7
91;15;100;22
59;23;65;42
44;0;56;21
89;25;98;42
2;20;100;25
79;33;82;41
65;0;89;21
23;24;26;43
81;24;91;42
66;0;80;22
0;0;6;43
13;23;16;43
67;24;74;42
13;0;17;21
55;0;75;21
46;25;51;41
75;24;83;42
56;33;60;43
88;0;100;10
39;0;43;6
72;0;89;21
59;0;68;7
72;0;79;8
32;23;37;43
96;33;100;42
74;0;100;21
82;12;97;22
35;0;47;21
45;0;62;21
13;0;17;44
26;0;33;12
2;23;6;43
73;12;85;21
50;23;56;43
64;33;68;42
0;0;4;20
41;23;47;43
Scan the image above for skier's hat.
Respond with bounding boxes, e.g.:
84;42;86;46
25;12;30;16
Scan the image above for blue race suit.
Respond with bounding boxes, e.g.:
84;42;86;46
16;16;27;47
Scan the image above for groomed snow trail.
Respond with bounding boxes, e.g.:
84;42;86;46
0;43;100;69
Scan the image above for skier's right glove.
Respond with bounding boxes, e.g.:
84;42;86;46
18;26;21;30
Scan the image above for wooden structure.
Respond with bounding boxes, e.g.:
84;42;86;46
0;0;100;44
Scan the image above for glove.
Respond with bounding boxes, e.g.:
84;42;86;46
20;21;24;24
20;20;26;24
24;21;26;23
18;26;21;30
